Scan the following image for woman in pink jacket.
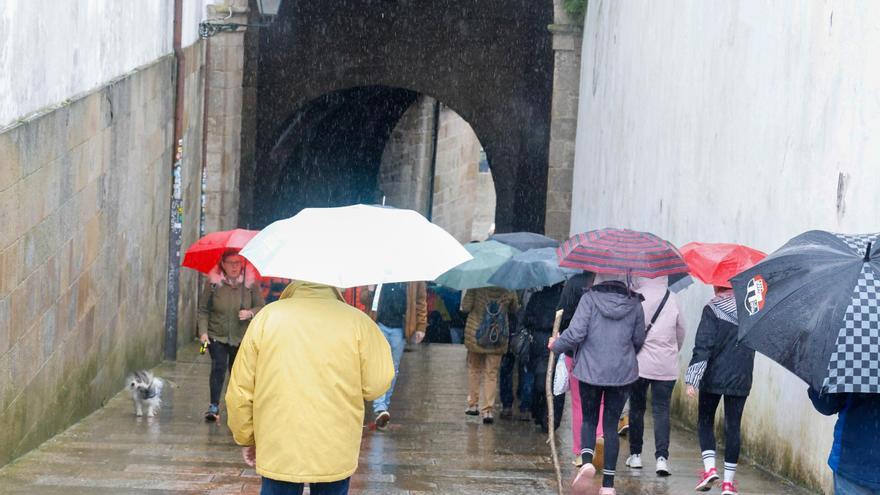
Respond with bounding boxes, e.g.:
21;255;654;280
624;277;686;477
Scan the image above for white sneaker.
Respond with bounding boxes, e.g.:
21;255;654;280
656;456;671;476
626;454;643;469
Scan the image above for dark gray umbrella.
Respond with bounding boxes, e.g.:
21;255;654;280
487;247;580;290
731;230;880;393
489;232;559;251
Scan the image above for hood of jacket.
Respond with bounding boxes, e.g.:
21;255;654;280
588;281;644;320
279;280;345;302
207;264;260;288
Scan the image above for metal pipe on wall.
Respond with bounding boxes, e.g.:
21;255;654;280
164;0;187;361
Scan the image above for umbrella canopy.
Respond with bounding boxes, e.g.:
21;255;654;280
731;230;880;393
557;228;688;278
239;205;472;288
434;241;520;290
487;247;581;290
182;229;260;274
681;242;767;288
489;232;559;251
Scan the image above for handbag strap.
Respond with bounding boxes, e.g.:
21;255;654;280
645;290;671;333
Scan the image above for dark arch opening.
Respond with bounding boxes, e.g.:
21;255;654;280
252;85;496;240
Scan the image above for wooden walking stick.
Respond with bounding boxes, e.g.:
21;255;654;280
546;309;564;495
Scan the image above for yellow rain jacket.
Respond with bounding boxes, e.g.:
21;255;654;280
226;281;394;483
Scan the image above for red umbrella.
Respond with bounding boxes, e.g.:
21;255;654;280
182;229;260;274
557;228;688;278
680;242;766;288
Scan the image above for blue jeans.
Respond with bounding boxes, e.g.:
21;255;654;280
835;473;880;495
373;322;405;414
261;477;350;495
450;326;464;344
500;353;533;411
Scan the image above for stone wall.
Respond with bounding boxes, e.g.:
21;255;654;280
572;2;880;492
203;1;249;233
379;99;497;243
378;96;436;214
431;106;496;243
0;46;205;465
544;0;583;242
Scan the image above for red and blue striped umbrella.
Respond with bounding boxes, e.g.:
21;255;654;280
557;228;688;278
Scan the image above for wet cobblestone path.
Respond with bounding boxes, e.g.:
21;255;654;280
0;344;814;494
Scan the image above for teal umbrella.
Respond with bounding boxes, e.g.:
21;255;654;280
434;241;521;290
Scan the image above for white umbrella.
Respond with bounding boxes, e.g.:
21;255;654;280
240;205;472;288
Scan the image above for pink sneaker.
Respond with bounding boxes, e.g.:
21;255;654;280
571;463;596;493
599;488;616;495
721;481;738;495
695;468;719;491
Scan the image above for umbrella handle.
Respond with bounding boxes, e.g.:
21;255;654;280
371;284;383;313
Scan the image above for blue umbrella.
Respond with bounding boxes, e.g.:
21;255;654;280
489;232;559;251
435;241;521;290
488;247;581;290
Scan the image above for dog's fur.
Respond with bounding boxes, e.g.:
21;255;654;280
127;370;164;417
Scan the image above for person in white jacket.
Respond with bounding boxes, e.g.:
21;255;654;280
624;277;686;476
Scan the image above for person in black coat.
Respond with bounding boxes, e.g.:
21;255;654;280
685;288;755;495
524;283;565;431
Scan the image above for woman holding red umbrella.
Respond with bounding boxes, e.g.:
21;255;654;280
183;229;266;422
681;242;765;495
198;250;265;421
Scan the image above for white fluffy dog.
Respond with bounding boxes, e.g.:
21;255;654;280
127;370;164;417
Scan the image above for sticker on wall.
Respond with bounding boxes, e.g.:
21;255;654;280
744;275;768;316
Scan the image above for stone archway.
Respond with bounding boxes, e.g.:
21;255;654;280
240;0;555;233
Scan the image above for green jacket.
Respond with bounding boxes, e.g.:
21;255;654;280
198;279;266;346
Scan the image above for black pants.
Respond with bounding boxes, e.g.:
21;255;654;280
629;377;677;459
580;382;630;487
531;364;565;432
698;391;747;464
208;340;239;406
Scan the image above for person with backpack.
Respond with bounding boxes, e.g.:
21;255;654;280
549;273;646;495
198;250;265;422
685;286;754;495
624;277;687;476
461;286;519;424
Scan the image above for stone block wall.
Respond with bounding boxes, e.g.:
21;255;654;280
0;49;205;465
203;2;248;233
177;43;207;347
431;106;496;243
378;96;435;214
379;100;497;243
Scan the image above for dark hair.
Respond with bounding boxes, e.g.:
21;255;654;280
221;249;240;261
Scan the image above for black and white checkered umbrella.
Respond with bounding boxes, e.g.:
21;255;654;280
731;231;880;393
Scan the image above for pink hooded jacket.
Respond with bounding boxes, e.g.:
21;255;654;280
632;277;687;381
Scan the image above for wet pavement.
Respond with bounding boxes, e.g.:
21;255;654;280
0;344;815;494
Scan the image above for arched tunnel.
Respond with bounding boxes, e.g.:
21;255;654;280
240;0;555;233
254;86;421;223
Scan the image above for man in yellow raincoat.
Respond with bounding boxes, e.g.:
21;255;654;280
226;281;394;495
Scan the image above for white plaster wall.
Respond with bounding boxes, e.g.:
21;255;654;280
1;0;206;128
572;1;880;491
